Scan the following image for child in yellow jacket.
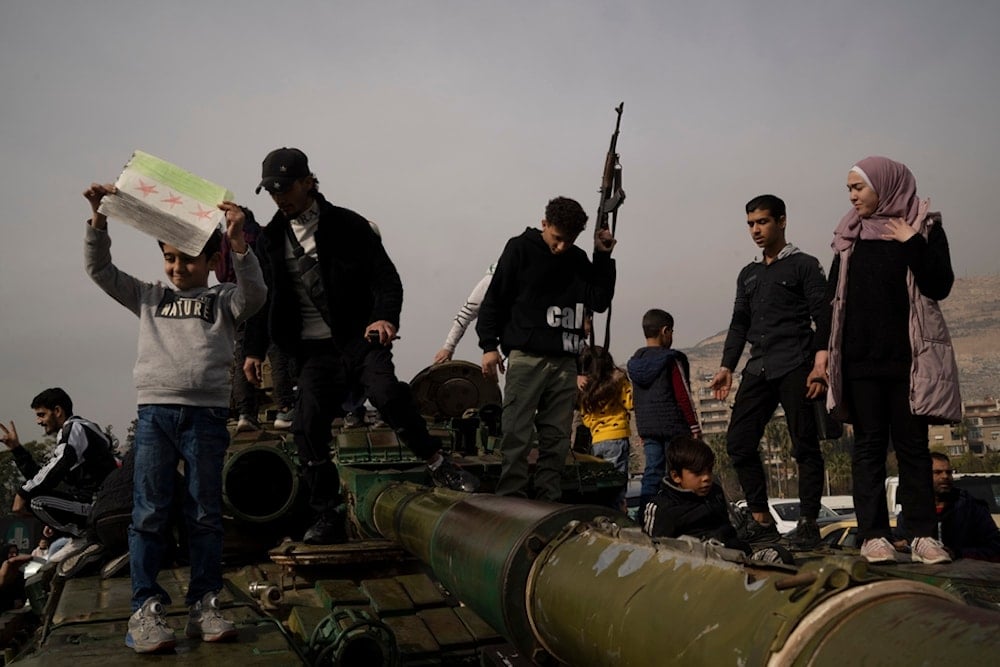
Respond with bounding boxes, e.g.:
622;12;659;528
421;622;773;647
579;346;632;510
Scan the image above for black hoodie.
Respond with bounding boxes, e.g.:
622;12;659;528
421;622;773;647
477;227;615;357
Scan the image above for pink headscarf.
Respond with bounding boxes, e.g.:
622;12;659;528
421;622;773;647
831;156;923;251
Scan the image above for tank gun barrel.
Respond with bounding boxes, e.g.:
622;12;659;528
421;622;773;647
356;481;1000;666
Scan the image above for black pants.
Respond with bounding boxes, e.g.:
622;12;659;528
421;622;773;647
294;338;437;516
846;377;934;541
29;491;92;538
726;365;824;518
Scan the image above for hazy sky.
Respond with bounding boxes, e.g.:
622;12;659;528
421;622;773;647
1;1;998;439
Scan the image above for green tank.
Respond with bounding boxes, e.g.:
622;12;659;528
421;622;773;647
7;361;1000;665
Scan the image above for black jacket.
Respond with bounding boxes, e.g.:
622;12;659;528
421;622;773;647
721;246;830;379
477;227;615;357
245;194;403;358
899;488;1000;561
643;480;747;552
15;416;117;503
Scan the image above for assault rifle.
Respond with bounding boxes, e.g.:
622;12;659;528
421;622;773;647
591;103;624;351
595;102;625;240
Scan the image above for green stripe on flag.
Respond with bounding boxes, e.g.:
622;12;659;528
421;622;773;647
128;151;234;203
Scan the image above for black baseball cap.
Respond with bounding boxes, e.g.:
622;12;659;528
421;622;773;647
255;147;310;194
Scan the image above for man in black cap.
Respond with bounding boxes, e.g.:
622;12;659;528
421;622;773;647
244;148;478;545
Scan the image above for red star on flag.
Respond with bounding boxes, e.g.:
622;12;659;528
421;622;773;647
137;180;158;197
190;204;214;220
161;193;183;209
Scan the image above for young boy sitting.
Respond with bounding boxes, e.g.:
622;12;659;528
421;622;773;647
643;436;792;563
83;182;266;653
642;435;743;548
627;309;701;514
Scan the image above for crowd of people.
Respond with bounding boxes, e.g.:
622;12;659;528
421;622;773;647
0;149;996;656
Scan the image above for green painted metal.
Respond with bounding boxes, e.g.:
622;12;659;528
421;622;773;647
365;483;624;645
360;481;1000;666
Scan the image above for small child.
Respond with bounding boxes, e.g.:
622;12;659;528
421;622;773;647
642;435;743;549
627;309;701;513
83;182;266;654
578;346;632;510
644;436;793;565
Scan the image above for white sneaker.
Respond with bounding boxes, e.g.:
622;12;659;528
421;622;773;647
48;537;83;563
860;537;898;563
273;409;294;430
910;537;952;564
236;415;259;432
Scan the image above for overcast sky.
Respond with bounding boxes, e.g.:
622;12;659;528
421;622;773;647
1;1;998;440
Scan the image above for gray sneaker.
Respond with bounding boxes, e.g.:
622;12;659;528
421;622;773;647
185;591;237;642
126;596;176;653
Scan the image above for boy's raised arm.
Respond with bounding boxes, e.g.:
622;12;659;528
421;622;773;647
83;183;114;231
82;182;147;316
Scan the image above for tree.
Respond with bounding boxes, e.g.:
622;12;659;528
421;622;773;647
763;419;792;498
706;433;741;501
0;438;55;518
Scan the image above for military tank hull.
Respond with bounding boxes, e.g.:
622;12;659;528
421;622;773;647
8;361;1000;665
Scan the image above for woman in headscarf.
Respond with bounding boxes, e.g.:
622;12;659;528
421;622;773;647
826;156;960;565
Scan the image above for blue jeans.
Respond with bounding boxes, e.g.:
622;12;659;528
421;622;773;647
641;438;668;500
130;405;229;611
594;437;630;509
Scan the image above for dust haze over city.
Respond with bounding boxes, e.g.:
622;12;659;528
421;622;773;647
1;1;998;441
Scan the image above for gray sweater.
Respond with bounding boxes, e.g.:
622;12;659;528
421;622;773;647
85;225;267;407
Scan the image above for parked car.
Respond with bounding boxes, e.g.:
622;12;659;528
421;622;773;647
735;499;841;534
821;495;855;516
820;518;897;550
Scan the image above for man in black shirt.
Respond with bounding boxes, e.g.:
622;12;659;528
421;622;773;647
710;195;830;547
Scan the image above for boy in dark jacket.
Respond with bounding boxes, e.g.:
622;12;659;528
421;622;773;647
643;436;792;563
477;196;617;500
627;309;701;511
642;436;740;548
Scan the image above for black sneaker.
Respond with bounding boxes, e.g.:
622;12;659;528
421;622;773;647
790;517;821;550
302;512;348;545
741;517;781;546
429;459;480;493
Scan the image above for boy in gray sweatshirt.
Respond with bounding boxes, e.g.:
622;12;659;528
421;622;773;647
83;182;266;654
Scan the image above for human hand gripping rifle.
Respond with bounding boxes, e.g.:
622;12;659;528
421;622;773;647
591;103;624;352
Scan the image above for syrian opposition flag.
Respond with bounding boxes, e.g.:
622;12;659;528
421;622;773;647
98;150;234;257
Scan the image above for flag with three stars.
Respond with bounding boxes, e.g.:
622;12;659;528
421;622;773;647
98;150;234;257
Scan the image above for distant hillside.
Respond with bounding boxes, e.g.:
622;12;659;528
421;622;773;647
683;274;1000;401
